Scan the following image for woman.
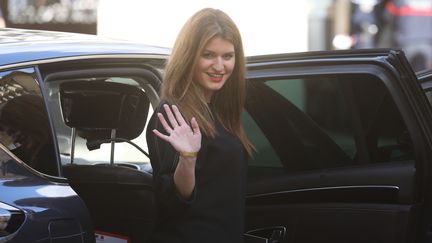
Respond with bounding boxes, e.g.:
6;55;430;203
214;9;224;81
146;8;253;243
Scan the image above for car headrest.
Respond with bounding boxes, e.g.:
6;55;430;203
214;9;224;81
59;81;150;149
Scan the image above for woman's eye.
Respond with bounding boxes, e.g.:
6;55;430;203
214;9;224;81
202;52;214;59
223;54;234;60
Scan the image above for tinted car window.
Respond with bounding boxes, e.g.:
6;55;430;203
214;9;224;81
0;68;57;176
244;74;413;175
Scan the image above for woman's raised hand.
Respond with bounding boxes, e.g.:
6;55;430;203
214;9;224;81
153;104;201;155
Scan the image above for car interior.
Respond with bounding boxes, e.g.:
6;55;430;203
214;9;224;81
41;64;164;242
0;71;58;176
59;80;154;242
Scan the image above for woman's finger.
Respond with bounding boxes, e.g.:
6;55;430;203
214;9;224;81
191;117;200;135
157;112;173;134
164;104;179;128
153;129;170;142
172;105;187;126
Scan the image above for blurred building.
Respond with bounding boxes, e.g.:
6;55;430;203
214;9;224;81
97;0;312;56
330;0;432;71
381;0;432;71
0;0;98;34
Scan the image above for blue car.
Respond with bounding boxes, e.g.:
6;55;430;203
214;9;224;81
1;28;432;243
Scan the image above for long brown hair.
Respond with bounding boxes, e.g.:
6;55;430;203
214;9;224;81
161;8;253;155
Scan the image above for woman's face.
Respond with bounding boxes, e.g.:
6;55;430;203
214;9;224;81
194;36;235;101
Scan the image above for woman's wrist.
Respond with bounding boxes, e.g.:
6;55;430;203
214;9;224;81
179;151;198;158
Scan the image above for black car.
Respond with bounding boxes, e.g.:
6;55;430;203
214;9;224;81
1;28;432;243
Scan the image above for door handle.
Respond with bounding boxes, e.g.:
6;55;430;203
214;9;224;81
244;226;286;243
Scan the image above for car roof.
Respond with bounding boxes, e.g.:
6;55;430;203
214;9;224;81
0;28;170;67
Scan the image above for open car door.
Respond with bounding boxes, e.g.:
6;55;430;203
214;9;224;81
243;49;432;243
39;59;164;243
419;69;432;107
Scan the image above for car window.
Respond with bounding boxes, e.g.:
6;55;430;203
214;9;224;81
242;111;280;168
244;73;413;176
0;68;58;176
45;76;153;168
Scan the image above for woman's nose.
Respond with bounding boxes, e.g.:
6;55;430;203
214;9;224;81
212;57;224;72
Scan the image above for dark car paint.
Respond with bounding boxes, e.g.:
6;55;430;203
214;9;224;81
243;50;432;242
0;28;169;67
0;146;94;242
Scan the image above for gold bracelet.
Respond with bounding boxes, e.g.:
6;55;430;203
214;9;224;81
179;151;198;158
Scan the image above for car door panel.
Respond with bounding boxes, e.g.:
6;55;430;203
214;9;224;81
247;204;416;243
248;162;414;204
244;50;431;243
246;164;416;243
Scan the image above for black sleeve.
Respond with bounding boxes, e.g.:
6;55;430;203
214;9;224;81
146;102;196;212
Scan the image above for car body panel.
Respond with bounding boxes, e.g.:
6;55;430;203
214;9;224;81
0;28;169;68
0;145;94;242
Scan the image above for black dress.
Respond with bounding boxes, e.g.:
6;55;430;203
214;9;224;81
146;103;247;243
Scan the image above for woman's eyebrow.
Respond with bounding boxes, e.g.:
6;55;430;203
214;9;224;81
203;49;235;54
